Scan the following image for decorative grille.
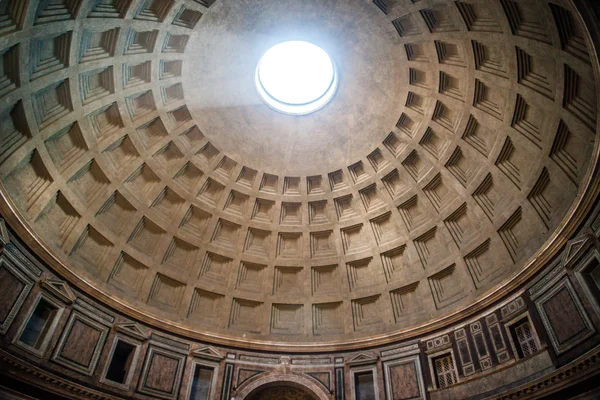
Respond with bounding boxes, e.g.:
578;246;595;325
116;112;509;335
435;354;458;388
514;320;538;357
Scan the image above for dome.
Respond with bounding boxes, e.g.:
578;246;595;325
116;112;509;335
0;4;599;400
0;0;597;351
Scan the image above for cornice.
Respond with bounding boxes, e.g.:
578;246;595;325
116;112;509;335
496;345;600;399
0;349;124;400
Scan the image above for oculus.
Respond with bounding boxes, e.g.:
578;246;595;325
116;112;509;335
255;41;338;115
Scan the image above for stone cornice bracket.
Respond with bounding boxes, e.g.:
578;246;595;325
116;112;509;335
114;322;151;341
40;278;76;305
346;352;379;366
190;345;225;361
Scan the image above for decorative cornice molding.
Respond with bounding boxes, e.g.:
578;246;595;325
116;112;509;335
0;349;122;400
497;345;600;399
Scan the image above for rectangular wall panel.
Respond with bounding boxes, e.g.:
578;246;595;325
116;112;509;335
0;258;33;334
534;277;596;354
383;355;425;400
138;345;186;399
335;367;345;400
51;311;109;375
220;363;234;400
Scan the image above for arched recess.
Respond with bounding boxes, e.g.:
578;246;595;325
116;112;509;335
234;373;332;400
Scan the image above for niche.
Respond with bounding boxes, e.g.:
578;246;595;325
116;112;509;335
354;371;376;400
189;364;215;400
104;338;138;386
15;295;63;357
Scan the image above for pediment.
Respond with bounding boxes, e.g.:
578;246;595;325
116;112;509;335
191;345;224;361
115;322;150;341
0;218;8;248
40;278;75;304
563;234;594;270
346;352;378;366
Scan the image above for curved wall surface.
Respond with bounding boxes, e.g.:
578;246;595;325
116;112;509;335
2;202;600;400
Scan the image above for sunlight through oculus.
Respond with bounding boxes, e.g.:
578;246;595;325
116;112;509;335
255;41;338;115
